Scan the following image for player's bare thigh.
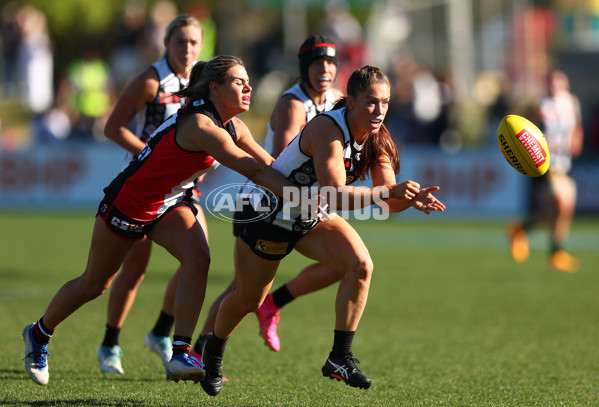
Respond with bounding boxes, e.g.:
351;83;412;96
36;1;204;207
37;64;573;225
294;216;371;274
149;206;209;264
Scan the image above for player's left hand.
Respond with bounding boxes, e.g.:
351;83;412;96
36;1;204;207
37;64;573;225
411;186;446;215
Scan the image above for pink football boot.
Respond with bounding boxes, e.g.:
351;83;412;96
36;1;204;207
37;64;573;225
255;294;281;352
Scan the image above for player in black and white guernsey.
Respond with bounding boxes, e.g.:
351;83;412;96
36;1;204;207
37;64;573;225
262;82;337;153
263;106;366;233
508;70;584;273
200;66;446;396
263;35;341;156
190;35;345;356
95;15;205;377
126;57;190;160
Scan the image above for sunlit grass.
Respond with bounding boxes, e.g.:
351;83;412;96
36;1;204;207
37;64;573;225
1;212;598;406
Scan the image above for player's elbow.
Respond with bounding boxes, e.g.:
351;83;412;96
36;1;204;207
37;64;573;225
103;119;119;141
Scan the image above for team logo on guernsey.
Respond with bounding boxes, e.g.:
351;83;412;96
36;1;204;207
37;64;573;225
288;161;318;186
205;183;278;223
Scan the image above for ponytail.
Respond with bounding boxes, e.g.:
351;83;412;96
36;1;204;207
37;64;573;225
174;55;244;103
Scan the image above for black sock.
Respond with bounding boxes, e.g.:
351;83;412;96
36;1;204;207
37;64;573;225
331;329;355;358
272;284;295;309
206;333;228;358
33;318;53;345
102;324;121;347
172;335;191;356
152;311;174;338
193;334;207;354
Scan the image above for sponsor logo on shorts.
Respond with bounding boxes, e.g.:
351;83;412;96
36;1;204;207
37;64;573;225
255;239;289;255
110;217;144;233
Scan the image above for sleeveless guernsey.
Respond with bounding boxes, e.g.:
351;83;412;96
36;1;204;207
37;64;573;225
122;58;191;164
263;83;337;154
245;107;364;234
103;99;235;222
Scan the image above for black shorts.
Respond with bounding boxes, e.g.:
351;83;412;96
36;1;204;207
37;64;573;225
233;207;306;261
97;197;198;240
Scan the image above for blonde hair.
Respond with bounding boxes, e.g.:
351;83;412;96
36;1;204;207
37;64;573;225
163;14;202;57
174;55;245;103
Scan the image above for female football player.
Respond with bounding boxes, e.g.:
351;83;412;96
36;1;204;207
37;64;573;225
97;13;204;375
22;55;324;386
199;65;446;396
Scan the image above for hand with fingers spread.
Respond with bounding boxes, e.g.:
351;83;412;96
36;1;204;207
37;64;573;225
411;186;446;215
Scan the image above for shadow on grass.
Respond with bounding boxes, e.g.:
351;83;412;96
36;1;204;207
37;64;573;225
0;367;28;379
1;367;166;384
1;400;146;407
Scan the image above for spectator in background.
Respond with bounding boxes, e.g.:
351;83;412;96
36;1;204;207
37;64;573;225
365;2;411;73
508;69;584;273
146;1;179;63
58;47;115;141
16;4;53;115
1;2;23;99
386;52;452;147
187;3;217;61
108;0;154;90
318;0;368;88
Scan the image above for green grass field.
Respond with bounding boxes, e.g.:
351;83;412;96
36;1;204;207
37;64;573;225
1;211;598;406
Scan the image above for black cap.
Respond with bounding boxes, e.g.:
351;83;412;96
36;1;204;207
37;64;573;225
298;35;337;86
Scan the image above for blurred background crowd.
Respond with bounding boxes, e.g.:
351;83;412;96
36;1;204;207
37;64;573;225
1;0;599;161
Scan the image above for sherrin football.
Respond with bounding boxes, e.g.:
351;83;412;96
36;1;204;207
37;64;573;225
497;114;550;177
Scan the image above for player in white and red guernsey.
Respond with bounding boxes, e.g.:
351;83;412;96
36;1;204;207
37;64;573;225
22;55;308;387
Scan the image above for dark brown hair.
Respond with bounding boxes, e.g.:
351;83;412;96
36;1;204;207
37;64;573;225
333;65;400;181
174;55;244;103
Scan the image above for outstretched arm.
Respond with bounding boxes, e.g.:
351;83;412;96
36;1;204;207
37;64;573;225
304;116;421;211
178;114;299;203
232;117;274;165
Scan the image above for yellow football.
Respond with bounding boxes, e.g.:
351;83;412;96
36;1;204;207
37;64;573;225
497;115;550;177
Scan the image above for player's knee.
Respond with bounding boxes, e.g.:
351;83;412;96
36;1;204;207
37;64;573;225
346;255;373;283
80;278;111;300
184;253;211;277
239;295;262;314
